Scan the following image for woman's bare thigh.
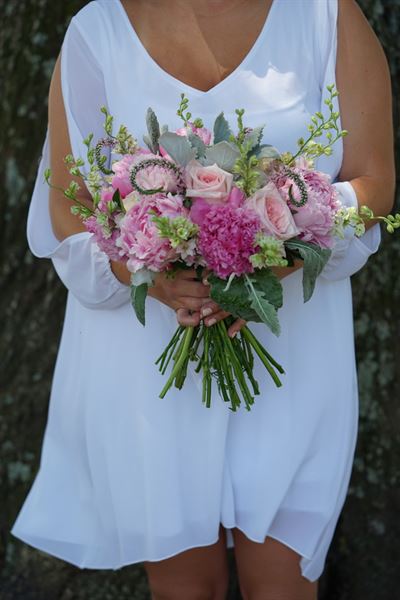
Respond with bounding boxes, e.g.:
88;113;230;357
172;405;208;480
232;528;318;600
143;525;229;600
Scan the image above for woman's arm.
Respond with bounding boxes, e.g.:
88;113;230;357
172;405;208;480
337;0;395;219
48;55;93;240
48;56;210;322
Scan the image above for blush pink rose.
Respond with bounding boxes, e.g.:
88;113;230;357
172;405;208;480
185;161;233;202
245;182;299;241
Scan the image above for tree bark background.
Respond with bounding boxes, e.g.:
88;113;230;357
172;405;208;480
0;1;398;598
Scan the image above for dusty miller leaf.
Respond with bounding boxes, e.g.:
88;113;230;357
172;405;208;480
158;132;196;166
203;141;240;171
146;107;160;153
244;126;265;151
187;131;207;158
213;112;232;143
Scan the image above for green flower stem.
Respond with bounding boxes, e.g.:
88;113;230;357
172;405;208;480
189;325;204;360
155;325;183;367
159;329;185;375
232;335;260;396
241;331;254;370
242;326;285;375
241;327;283;387
212;327;238;410
159;326;194;399
216;321;254;410
202;327;212;407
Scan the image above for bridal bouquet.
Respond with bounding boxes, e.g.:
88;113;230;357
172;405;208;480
46;86;399;411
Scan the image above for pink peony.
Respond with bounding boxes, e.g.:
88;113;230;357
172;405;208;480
245;182;299;241
117;194;189;273
198;204;261;279
273;165;340;248
185;160;233;202
175;122;212;145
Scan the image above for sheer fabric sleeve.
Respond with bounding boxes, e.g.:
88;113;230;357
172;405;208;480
315;0;381;281
26;11;130;310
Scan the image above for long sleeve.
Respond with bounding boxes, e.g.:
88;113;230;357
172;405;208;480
320;181;381;281
26;11;130;310
313;0;381;282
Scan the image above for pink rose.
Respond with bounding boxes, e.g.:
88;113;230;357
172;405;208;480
185;161;233;202
245;182;299;240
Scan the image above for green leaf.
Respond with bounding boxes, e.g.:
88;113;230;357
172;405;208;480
112;188;124;213
213;112;232;143
244;273;281;335
131;282;148;326
248;288;280;336
285;239;331;302
203;141;240;171
158;132;196;166
187;131;207;158
208;274;259;322
244;126;265;151
248;269;283;309
142;134;153;153
146;107;160;153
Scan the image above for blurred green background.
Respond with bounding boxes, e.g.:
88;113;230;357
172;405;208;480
0;1;399;598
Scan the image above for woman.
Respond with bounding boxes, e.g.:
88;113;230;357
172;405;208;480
12;1;394;599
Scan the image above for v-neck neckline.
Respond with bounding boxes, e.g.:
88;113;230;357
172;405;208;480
115;0;279;97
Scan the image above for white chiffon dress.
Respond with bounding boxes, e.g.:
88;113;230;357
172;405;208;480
12;0;381;582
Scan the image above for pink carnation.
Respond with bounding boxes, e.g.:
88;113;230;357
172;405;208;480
273;165;340;248
117;194;189;273
198;204;261;279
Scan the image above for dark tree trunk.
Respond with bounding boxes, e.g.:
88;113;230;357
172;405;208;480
0;1;399;598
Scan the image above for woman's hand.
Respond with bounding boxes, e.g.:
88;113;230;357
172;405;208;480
149;269;211;327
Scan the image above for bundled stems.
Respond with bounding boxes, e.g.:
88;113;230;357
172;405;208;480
156;319;285;411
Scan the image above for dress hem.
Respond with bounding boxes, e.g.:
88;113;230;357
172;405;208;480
11;523;317;581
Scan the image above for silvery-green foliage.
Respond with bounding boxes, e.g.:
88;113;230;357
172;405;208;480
203;141;240;170
158;131;197;166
